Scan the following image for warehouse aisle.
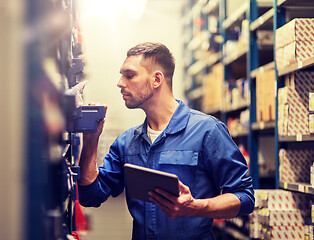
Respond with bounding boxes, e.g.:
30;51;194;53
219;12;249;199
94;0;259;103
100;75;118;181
84;193;132;240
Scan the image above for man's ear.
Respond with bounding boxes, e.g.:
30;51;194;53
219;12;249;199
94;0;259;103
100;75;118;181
153;71;164;89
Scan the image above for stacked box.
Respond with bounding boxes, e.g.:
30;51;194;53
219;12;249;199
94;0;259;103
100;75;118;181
250;189;310;239
310;92;314;134
278;71;314;136
311;162;314;187
279;148;314;184
202;63;224;112
278;86;295;136
310;92;314;112
304;224;314;240
256;69;276;122
257;189;310;213
263;225;304;240
276;18;314;69
312;200;314;223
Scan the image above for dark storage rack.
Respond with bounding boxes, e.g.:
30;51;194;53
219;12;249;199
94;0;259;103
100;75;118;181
24;0;105;239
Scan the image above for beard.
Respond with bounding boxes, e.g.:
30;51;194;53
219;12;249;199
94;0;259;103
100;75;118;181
123;80;154;109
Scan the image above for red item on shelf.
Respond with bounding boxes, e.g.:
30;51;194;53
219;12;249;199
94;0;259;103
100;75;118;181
72;231;80;240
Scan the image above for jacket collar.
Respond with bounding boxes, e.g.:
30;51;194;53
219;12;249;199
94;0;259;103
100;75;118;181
134;100;190;136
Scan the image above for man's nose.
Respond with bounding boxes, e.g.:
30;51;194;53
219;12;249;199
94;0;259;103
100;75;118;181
117;77;125;88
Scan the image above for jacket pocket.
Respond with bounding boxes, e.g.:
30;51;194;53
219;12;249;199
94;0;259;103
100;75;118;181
158;151;198;190
159;150;198;166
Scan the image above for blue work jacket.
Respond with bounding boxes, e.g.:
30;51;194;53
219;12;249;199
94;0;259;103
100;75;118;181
79;100;255;239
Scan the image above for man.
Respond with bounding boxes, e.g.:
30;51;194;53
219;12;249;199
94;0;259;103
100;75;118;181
78;42;254;239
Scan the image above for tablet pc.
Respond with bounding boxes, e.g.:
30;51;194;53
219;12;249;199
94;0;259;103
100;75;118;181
124;163;180;202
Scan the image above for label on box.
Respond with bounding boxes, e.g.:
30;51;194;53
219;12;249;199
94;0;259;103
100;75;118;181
309;113;314;134
310;92;314;112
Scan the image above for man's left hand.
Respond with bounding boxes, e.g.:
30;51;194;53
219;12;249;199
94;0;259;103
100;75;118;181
148;180;201;219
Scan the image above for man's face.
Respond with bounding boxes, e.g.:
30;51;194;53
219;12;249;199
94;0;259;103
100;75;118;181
118;55;154;109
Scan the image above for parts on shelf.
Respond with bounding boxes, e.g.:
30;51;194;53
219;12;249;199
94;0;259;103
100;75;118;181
64;94;105;133
67;106;106;133
67;58;84;88
250;189;311;239
276;18;314;70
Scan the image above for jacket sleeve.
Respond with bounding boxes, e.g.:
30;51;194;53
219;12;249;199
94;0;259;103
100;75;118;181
78;134;126;207
203;120;255;216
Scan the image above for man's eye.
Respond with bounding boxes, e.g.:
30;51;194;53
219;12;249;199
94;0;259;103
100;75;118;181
126;75;134;79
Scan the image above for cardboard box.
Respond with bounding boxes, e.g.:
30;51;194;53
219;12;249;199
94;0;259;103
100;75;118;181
256;69;276;122
249;222;260;239
310;113;314;134
311;162;314;187
259;209;305;227
202;63;224;111
284;40;314;66
276;18;314;69
279;148;314;184
310;92;314;112
257;30;274;46
264;225;304;240
276;18;314;49
251;189;310;240
278;72;314;135
276;47;286;70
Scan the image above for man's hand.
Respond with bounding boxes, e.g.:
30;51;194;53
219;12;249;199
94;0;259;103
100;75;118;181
83;104;107;143
149;180;242;219
78;104;107;186
148;181;203;219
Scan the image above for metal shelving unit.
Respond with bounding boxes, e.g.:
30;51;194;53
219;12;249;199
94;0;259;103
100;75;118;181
182;0;314;239
274;0;314;191
24;0;90;239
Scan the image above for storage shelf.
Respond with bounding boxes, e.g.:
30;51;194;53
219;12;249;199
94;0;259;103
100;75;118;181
278;57;314;77
250;8;274;31
280;181;314;195
250;61;275;79
223;102;249;113
182;0;314;238
222;2;248;29
188;52;222;75
278;0;314;7
251;121;275;131
231;129;249;138
202;0;219;15
279;134;314;142
224;47;248;65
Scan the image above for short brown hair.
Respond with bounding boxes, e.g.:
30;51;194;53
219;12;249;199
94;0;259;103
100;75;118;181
127;42;175;88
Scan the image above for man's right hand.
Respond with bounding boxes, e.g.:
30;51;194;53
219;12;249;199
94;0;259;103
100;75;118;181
79;104;107;186
83;104;107;144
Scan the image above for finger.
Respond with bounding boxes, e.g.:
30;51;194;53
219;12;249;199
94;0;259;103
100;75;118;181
103;105;108;114
98;118;105;127
178;180;190;194
149;191;174;209
154;188;178;204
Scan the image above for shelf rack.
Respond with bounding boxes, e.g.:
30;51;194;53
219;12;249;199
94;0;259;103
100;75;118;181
182;0;314;238
25;0;86;239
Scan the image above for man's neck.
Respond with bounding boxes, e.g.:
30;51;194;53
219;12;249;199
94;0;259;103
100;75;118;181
145;98;178;131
